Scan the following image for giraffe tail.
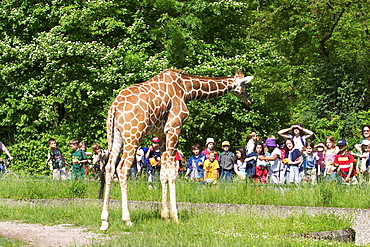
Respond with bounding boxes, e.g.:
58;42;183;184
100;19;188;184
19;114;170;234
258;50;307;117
98;164;105;199
99;106;115;199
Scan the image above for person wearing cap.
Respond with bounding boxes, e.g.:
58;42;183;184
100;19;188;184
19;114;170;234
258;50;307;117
351;139;370;175
146;136;162;187
278;123;314;152
218;141;235;181
259;138;284;184
333;139;358;185
201;138;219;160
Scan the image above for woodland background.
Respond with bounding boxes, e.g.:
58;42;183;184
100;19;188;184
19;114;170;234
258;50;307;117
0;0;369;174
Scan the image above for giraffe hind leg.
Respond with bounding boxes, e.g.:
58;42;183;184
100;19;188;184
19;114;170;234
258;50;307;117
117;153;134;226
100;127;122;230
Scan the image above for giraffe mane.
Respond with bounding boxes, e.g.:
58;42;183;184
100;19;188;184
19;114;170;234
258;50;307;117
163;69;232;81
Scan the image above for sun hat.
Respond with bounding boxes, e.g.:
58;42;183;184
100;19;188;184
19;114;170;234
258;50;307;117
315;143;325;149
205;138;215;146
151;137;160;143
222;141;230;146
362;140;370;146
337;139;347;146
265;138;276;147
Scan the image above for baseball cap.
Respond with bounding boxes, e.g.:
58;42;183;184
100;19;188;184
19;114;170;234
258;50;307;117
337;139;347;146
222;141;230;146
151;137;160;143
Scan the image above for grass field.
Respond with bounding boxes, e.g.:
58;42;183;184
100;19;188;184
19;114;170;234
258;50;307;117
0;178;364;246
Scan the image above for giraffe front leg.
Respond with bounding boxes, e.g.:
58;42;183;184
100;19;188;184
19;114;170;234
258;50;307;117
169;178;178;223
119;165;133;226
160;169;169;221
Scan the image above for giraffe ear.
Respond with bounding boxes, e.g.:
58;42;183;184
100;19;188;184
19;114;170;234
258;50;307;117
237;76;254;86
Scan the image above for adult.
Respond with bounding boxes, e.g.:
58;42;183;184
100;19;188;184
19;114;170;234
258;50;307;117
278;123;314;151
0;141;13;160
355;125;370;153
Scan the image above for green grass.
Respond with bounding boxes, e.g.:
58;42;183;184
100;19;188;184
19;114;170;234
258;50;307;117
0;236;26;247
0;201;355;246
0;178;363;246
1;178;370;209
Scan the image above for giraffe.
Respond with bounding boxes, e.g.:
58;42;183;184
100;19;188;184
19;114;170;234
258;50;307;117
100;69;253;230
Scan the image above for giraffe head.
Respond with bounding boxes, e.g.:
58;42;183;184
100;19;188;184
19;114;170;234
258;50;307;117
231;70;253;106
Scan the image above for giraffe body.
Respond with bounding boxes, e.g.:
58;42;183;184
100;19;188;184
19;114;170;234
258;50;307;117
100;69;253;230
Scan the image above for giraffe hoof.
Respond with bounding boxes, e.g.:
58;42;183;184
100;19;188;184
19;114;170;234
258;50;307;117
100;222;109;231
125;220;133;227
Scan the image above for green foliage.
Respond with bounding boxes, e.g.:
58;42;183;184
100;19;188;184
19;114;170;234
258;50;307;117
0;0;369;172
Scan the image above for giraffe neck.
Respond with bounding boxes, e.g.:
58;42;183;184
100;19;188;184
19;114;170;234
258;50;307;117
180;74;236;102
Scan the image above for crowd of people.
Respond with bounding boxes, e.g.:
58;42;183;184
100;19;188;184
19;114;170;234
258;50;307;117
178;123;370;186
2;123;366;186
181;124;369;186
46;138;107;181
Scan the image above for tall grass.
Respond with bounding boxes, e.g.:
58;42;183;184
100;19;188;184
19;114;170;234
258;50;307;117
1;179;370;209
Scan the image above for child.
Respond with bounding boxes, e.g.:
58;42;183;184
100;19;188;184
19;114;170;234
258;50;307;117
278;123;314;151
218;141;235;181
69;139;88;180
46;138;67;180
259;138;283;184
79;142;92;176
185;144;205;181
254;142;268;184
234;147;247;180
245;132;258;154
245;147;258;180
283;138;302;184
314;142;326;178
324;136;339;179
301;141;319;184
91;143;108;180
201;138;219;160
333;139;357;185
146;137;162;185
203;151;220;184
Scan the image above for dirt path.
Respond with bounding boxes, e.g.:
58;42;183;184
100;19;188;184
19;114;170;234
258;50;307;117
0;221;107;247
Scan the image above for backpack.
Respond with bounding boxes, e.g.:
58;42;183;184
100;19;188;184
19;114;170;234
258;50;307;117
139;147;150;167
47;148;65;169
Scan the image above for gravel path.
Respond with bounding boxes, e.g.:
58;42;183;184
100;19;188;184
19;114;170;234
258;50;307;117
0;221;106;247
0;199;369;246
